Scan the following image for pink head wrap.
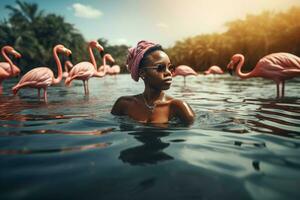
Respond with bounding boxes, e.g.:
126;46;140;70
126;40;161;82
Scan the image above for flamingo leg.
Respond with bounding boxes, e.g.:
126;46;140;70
276;83;280;99
86;80;89;94
43;88;48;102
0;82;3;94
282;81;285;98
83;80;87;95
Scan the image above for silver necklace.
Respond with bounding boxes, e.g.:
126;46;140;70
142;94;156;112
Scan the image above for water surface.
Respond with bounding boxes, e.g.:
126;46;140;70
0;74;300;200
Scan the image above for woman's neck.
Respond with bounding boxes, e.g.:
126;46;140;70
143;87;164;103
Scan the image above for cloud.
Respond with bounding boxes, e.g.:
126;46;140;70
156;22;169;29
72;3;102;19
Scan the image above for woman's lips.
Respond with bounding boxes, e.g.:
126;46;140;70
164;77;172;84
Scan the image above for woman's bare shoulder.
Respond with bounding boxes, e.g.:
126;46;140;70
169;97;195;124
115;94;140;104
111;95;140;115
169;98;189;110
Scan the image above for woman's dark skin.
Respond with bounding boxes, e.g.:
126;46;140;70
111;50;195;124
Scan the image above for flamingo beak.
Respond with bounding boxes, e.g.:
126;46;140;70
97;44;104;52
110;58;115;64
63;48;72;56
12;50;22;58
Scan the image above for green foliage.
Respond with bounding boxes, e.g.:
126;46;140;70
0;0;86;73
167;7;300;72
0;0;129;74
97;38;129;73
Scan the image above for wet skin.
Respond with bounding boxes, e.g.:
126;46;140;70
111;50;195;124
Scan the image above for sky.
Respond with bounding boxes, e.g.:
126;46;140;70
0;0;300;48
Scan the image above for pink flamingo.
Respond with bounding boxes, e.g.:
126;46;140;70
98;53;115;75
109;65;120;76
12;44;72;102
0;46;21;91
227;53;300;98
172;65;198;84
65;41;105;94
62;60;73;79
204;65;224;75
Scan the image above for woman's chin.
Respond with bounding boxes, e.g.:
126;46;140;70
162;84;171;90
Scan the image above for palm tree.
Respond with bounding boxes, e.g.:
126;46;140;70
4;1;47;68
1;0;87;73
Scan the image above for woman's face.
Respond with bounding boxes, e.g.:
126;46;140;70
141;50;173;90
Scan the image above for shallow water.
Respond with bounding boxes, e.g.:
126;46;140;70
0;74;300;200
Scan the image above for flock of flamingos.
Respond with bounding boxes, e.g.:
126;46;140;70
0;40;300;102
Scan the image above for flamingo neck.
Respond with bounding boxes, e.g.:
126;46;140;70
88;45;97;70
64;64;68;73
52;47;63;84
1;47;15;75
94;57;106;77
64;61;73;72
96;56;108;75
102;56;107;66
236;55;252;78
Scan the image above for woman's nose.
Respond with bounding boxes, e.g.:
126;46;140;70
164;67;172;76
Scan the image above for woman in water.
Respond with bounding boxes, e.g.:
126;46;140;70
111;40;195;124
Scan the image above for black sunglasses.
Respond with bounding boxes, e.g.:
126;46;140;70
143;64;175;73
